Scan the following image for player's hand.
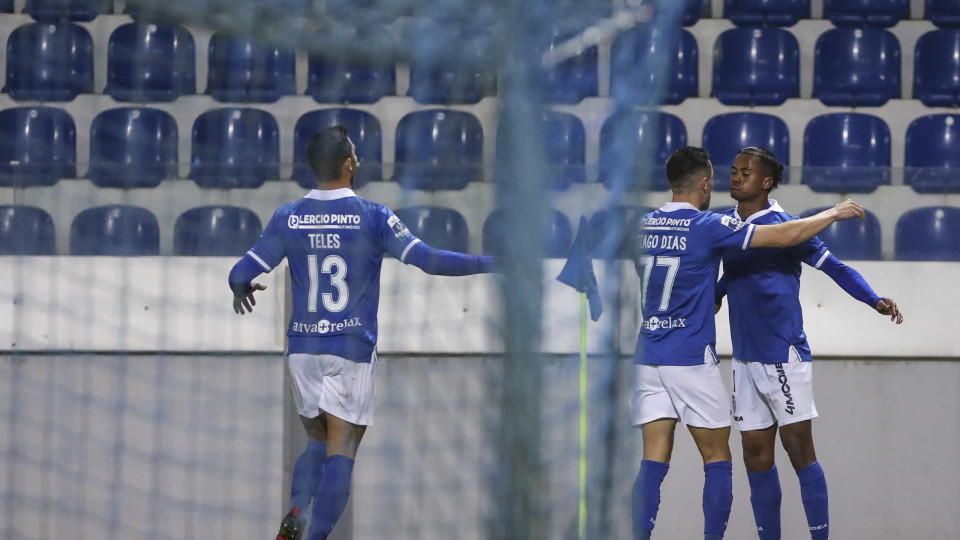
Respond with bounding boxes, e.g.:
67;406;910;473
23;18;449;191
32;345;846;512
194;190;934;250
831;199;866;222
714;300;722;315
875;297;903;324
234;282;267;315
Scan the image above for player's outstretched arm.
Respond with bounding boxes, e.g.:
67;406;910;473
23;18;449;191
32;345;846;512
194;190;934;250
402;241;496;276
815;254;902;323
749;199;865;249
875;297;904;324
229;255;268;315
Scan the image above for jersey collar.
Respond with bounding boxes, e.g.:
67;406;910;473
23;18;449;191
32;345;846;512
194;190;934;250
735;198;784;223
304;188;357;201
659;201;699;212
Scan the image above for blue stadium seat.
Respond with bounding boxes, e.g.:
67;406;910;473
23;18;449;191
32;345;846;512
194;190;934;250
914;30;960;107
106;23;196;102
393;206;469;253
89;108;178;189
814;28;901;107
802;113;891;193
70;205;159;256
824;0;909;27
174;206;262;256
702;112;790;191
394;110;482;191
482;208;572;258
611;28;698;106
895;206;960;260
3;22;93;101
26;0;110;21
409;24;496;104
543;30;598;103
293;109;382;188
588;205;653;259
496;111;585;190
190;108;279;189
927;0;960;28
599;111;687;192
0;0;13;12
683;0;704;25
307;27;396;104
724;0;810;26
799;207;882;260
905;114;960;193
0;206;55;255
0;107;76;187
207;33;295;103
712;27;799;106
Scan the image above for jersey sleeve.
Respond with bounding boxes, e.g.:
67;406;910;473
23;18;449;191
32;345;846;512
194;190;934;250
794;232;832;269
705;213;757;251
375;205;421;262
247;208;287;272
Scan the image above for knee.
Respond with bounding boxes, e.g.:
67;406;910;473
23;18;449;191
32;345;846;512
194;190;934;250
741;440;774;472
780;434;816;470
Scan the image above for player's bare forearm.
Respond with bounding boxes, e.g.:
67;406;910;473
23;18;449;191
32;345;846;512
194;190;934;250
750;200;865;249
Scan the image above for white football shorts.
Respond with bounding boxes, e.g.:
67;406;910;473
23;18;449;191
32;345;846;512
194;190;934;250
630;346;732;429
287;351;378;426
732;347;818;431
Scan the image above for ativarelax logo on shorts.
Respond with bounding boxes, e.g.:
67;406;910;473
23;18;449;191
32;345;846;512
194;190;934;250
720;215;745;232
387;214;411;239
641;316;687;331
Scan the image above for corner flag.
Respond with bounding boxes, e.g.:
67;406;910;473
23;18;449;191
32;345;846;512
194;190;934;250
557;216;603;321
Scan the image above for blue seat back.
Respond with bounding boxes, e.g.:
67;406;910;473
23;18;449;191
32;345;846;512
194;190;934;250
89;108;178;188
3;22;93;101
26;0;110;21
483;208;572;258
190;108;279;189
599;111;687;192
712;27;799;106
914;30;960;107
409;24;496;104
394;110;483;190
174;206;262;256
800;207;882;260
802;113;891;193
0;0;12;12
543;30;598;103
106;23;196;102
393;206;469;253
611;28;698;105
293;109;382;188
207;33;295;103
496;111;585;190
702;112;790;190
683;0;704;25
927;0;960;28
724;0;810;26
814;28;901;107
895;206;960;260
307;27;396;104
70;205;159;256
0;107;76;187
824;0;909;27
588;205;653;259
0;206;55;255
905;114;960;193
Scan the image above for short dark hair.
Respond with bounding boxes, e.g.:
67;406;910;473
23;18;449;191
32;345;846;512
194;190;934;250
665;146;711;191
738;146;783;191
306;125;352;183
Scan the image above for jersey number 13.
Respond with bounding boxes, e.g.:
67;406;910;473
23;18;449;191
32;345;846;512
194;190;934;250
307;254;349;313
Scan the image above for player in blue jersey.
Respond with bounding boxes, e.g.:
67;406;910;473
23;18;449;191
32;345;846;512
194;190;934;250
713;147;903;540
227;126;495;540
630;147;867;540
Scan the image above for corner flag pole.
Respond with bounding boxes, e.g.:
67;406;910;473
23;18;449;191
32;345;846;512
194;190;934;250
578;290;588;540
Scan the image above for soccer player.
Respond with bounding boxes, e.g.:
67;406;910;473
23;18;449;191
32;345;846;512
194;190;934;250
631;146;866;540
713;146;903;540
227;126;495;540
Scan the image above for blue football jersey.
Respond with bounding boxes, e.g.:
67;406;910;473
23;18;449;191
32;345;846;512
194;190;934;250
247;188;420;362
719;200;830;365
636;202;757;366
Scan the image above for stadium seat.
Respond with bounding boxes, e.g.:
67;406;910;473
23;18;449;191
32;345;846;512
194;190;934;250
683;0;704;25
543;29;598;103
895;206;960;261
610;27;698;106
3;22;93;101
802;113;891;193
724;0;810;26
106;23;196;102
88;108;178;189
26;0;111;21
394;110;483;190
0;206;55;255
824;0;909;27
702;112;790;191
190;108;280;189
599;111;687;192
307;26;396;104
905;114;960;193
588;205;652;259
0;107;76;187
0;0;13;12
927;0;960;28
914;30;960;107
293;109;382;188
814;28;901;107
409;24;496;104
207;33;296;103
495;111;585;190
799;207;882;260
482;208;572;258
70;205;159;256
393;206;469;253
712;27;799;106
174;206;262;256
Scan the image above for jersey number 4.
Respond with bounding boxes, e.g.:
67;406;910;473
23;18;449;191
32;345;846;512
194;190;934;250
307;254;349;313
637;255;680;311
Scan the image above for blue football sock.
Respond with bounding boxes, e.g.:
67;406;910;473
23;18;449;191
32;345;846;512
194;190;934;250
703;461;733;539
633;459;669;539
290;440;326;512
797;461;829;539
306;455;355;540
747;464;782;540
